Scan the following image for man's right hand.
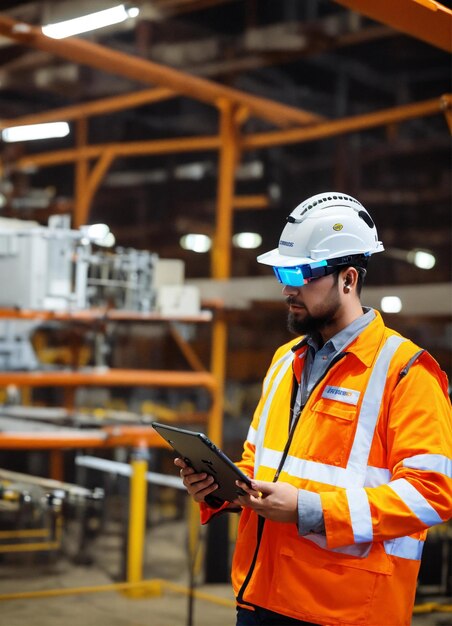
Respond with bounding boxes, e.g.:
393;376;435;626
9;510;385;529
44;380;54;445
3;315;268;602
174;457;219;503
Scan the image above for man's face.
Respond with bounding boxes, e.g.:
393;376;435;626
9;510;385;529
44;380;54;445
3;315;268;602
284;272;341;336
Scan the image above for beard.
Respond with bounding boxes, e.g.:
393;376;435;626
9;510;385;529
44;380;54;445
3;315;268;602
287;286;341;336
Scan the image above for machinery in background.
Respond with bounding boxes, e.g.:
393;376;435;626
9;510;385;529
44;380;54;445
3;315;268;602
0;467;103;560
0;215;201;370
0;214;199;315
0;216;209;570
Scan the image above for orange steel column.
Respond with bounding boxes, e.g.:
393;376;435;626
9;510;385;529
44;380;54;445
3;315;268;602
49;450;64;482
78;149;116;227
74;118;89;228
209;311;227;447
208;101;240;446
333;0;452;53
74;119;116;229
212;101;239;280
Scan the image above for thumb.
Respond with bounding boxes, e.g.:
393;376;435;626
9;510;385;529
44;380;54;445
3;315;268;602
250;479;271;494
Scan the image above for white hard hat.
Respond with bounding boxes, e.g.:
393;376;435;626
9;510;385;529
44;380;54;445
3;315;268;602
257;192;384;267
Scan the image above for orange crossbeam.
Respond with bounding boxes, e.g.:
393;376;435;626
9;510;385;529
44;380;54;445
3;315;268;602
0;426;170;450
0;369;216;390
0;88;176;130
10;95;450;173
0;15;321;129
0;308;212;323
334;0;452;52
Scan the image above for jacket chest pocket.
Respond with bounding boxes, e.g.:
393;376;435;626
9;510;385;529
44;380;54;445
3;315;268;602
295;397;357;466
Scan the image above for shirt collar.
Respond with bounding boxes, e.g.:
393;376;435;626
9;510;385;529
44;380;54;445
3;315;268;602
291;307;382;368
324;307;375;354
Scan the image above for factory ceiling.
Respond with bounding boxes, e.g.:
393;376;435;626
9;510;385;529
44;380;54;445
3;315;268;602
0;0;450;287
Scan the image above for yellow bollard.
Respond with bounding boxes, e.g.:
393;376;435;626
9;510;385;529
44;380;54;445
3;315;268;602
125;448;157;598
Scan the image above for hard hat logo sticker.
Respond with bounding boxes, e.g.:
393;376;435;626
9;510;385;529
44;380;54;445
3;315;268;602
333;223;343;231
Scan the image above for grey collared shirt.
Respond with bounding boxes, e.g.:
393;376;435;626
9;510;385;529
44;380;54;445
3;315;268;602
293;307;375;418
296;307;375;535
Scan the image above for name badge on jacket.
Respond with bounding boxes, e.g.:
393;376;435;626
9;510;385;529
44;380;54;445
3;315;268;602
322;385;360;406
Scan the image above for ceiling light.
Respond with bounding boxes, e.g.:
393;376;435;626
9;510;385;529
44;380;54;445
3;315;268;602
42;4;139;40
81;223;110;241
385;247;436;270
380;296;402;314
233;232;262;249
180;234;211;253
95;232;116;248
2;122;70;143
407;249;436;270
174;162;208;180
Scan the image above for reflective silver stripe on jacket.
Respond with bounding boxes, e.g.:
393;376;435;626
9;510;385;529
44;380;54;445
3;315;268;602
384;536;424;560
388;478;443;526
255;334;406;488
403;453;452;478
304;532;424;560
252;334;436;560
254;348;294;474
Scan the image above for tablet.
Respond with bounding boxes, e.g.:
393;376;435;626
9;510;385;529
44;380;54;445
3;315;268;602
152;422;252;502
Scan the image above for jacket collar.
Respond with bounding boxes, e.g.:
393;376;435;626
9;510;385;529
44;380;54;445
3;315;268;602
334;310;386;368
290;309;386;369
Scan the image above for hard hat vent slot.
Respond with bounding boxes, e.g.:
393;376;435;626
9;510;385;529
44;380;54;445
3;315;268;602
358;210;374;228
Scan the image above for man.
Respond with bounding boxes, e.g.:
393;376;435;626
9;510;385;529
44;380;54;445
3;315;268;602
175;192;452;626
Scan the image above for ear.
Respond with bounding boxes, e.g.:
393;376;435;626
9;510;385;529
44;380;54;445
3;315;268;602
341;267;359;293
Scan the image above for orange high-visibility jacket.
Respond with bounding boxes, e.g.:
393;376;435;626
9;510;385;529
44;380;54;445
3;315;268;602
201;311;452;626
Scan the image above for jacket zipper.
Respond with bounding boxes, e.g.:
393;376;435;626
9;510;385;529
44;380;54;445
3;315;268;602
236;350;348;606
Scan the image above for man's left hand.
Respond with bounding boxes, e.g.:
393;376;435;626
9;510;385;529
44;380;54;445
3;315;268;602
233;479;298;523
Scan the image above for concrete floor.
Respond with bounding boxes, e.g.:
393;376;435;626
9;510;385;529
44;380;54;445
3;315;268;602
0;518;449;626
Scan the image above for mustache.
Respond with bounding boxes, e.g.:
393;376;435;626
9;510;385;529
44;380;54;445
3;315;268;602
286;296;304;307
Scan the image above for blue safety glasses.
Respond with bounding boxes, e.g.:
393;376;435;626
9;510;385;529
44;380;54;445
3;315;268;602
272;260;338;287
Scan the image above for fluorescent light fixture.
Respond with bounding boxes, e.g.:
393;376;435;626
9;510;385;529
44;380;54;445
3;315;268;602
408;249;436;270
82;223;110;241
42;4;139;39
95;231;116;248
79;223;115;247
381;296;402;314
2;122;70;143
174;162;208;181
180;234;211;253
385;247;436;270
233;232;262;249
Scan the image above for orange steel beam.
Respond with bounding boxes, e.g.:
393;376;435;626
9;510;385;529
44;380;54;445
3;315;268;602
13;135;221;171
333;0;452;52
212;101;239;280
0;307;213;323
74;148;115;226
209;314;227;446
233;194;269;210
0;369;216;390
208;101;239;445
242;95;452;150
74;118;88;227
10;96;450;173
0;15;321;129
0;427;170;450
168;323;207;372
0;88;176;130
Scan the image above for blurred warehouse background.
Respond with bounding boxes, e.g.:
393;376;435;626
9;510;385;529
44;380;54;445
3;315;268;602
0;1;450;625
